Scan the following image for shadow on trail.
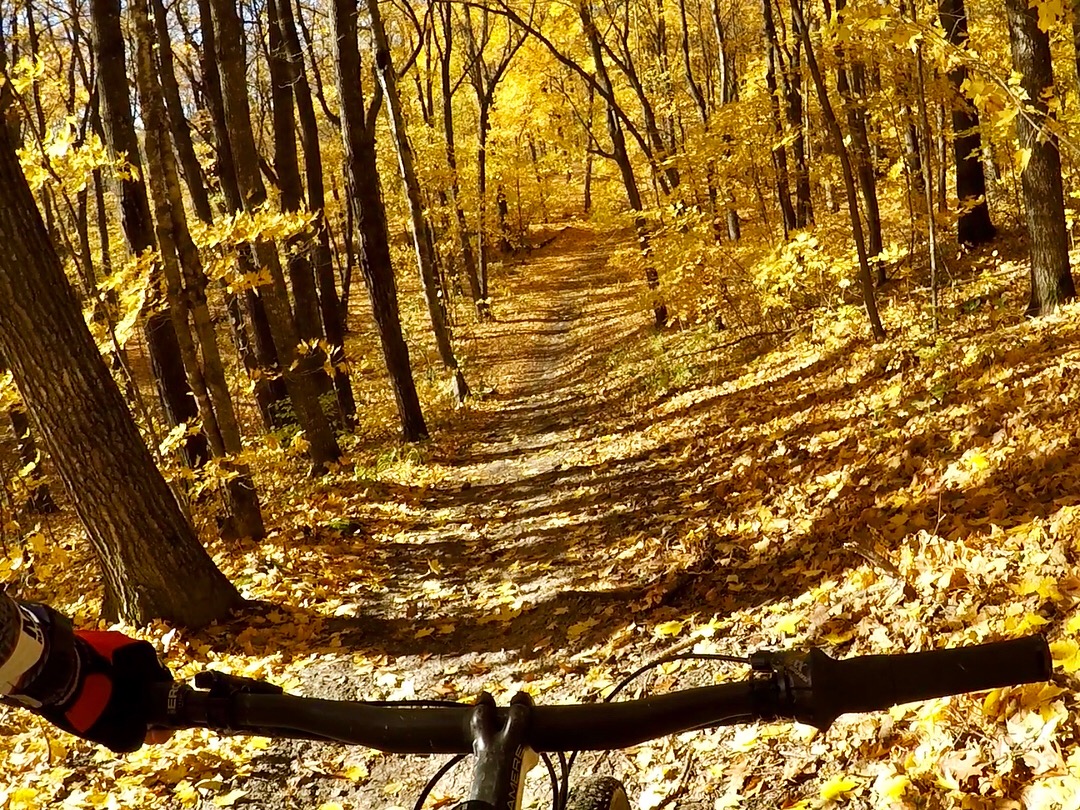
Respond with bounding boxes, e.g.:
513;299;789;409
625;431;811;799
195;227;1080;684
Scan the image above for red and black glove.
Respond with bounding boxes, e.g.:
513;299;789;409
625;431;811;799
45;630;174;752
10;604;173;753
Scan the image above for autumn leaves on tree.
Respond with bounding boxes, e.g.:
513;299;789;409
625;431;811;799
0;0;1079;628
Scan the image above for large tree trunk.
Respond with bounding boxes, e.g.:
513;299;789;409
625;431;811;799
208;0;342;471
89;0;209;469
368;0;469;401
939;0;996;245
1004;0;1076;316
274;0;357;426
0;105;241;628
332;0;428;442
132;0;265;539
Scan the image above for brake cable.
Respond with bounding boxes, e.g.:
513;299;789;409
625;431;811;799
559;653;750;810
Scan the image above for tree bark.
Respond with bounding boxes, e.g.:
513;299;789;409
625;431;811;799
791;0;885;340
834;0;882;276
89;0;209;469
439;2;488;320
132;0;265;539
0;99;242;627
368;0;469;401
579;0;668;326
939;0;996;245
713;0;741;240
274;0;357;426
149;0;213;225
208;0;342;471
266;0;324;344
1003;0;1076;316
332;0;429;441
194;0;290;432
762;0;796;237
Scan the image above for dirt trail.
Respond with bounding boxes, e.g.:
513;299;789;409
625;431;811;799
260;225;705;809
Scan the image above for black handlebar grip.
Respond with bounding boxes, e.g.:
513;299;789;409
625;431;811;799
799;634;1052;729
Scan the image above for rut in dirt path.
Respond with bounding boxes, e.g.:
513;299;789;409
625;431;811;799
445;226;648;485
338;226;677;660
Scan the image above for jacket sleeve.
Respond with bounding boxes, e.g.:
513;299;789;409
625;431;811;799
0;591;47;698
0;593;83;710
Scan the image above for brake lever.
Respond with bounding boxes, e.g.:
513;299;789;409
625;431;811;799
748;650;816;725
194;670;285;697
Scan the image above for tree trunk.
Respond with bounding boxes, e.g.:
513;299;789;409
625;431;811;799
580;0;668;326
132;0;265;539
939;0;996;245
784;6;812;228
1003;0;1076;316
332;0;428;441
713;0;741;240
368;0;469;401
195;0;291;431
0;105;242;628
266;0;325;345
762;0;796;237
583;85;595;215
149;0;213;225
791;0;886;341
834;0;882;277
89;0;209;469
208;0;342;471
1073;0;1080;92
439;3;487;320
274;0;357;426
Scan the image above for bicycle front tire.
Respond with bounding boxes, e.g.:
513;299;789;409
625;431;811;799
566;777;630;810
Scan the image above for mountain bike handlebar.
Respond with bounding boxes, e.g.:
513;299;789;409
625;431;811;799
147;634;1051;754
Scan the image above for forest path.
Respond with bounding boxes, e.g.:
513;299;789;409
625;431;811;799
361;223;672;652
277;225;717;809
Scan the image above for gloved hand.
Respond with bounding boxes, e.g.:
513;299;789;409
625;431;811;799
42;630;174;753
8;604;173;753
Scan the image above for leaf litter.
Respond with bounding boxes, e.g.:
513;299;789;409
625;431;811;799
2;225;1080;809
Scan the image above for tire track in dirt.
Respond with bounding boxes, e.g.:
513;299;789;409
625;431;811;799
258;226;687;810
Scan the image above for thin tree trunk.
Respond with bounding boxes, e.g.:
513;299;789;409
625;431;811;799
791;0;885;340
332;0;428;441
834;0;882;279
89;0;209;470
266;0;324;344
910;3;940;331
195;0;290;432
150;0;213;224
438;4;487;321
132;0;265;539
274;0;357;425
762;0;796;236
713;0;741;240
580;0;668;326
208;0;342;471
784;3;812;228
939;0;996;245
368;0;469;401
